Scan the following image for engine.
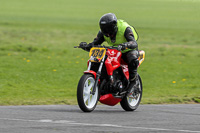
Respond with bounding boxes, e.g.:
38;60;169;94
100;68;127;95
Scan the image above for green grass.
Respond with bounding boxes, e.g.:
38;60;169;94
0;0;200;105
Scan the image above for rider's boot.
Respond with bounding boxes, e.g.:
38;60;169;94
127;74;140;98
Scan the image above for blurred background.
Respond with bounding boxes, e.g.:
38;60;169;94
0;0;199;105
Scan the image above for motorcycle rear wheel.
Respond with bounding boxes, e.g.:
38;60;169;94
77;74;98;112
120;75;143;111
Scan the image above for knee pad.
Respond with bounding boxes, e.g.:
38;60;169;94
129;59;139;69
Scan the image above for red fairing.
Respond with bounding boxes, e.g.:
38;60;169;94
105;49;122;76
99;94;122;106
84;70;97;79
120;59;129;80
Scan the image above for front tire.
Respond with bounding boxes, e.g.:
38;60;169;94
77;74;98;112
120;75;143;111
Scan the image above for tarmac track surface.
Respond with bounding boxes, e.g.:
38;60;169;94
0;104;199;133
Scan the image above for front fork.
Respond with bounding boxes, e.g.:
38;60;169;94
88;56;105;95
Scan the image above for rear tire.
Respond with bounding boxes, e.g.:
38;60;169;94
120;75;143;111
77;74;98;112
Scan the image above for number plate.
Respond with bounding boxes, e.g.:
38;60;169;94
89;47;106;62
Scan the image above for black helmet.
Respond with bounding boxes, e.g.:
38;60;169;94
99;13;118;37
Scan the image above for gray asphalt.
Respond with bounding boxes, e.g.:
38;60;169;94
0;104;199;133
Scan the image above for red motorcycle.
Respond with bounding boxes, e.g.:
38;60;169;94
74;44;145;112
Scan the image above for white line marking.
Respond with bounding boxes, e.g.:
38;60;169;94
0;118;200;133
39;119;53;123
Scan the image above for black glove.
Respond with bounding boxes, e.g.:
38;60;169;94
79;42;87;48
118;43;128;51
79;42;93;51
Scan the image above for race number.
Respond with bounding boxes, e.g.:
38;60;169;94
89;47;106;62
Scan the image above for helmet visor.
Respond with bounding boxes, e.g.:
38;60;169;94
100;22;117;37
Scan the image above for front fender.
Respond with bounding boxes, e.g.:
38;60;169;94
84;70;97;79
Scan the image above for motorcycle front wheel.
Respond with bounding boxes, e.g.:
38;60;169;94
120;75;143;111
77;74;98;112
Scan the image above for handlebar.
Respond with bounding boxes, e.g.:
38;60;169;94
74;44;121;51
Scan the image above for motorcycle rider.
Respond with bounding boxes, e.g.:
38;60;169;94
80;13;139;92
